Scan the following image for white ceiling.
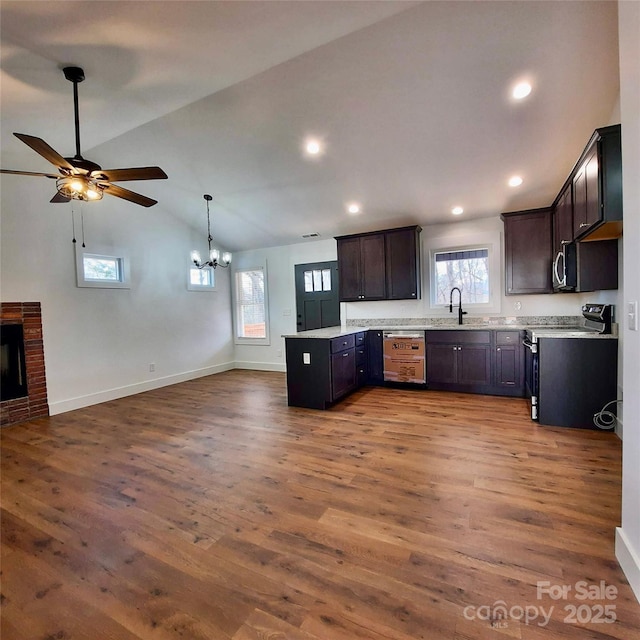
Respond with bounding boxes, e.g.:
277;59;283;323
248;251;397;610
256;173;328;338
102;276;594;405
1;1;620;252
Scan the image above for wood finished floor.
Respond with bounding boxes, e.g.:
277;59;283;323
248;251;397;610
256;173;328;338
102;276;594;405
1;370;639;640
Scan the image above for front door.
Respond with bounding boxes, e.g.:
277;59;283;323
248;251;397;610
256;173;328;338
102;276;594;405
294;261;340;331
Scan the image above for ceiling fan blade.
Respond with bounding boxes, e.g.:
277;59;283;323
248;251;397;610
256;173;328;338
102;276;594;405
1;169;61;179
92;166;168;182
50;192;71;203
13;133;76;172
102;183;157;207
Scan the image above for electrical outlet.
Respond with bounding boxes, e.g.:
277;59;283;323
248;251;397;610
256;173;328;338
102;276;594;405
149;363;155;372
277;349;282;358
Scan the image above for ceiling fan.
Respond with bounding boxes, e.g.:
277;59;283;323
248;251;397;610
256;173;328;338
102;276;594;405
0;66;167;207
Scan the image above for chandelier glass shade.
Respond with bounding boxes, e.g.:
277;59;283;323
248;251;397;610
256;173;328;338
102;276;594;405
191;194;231;269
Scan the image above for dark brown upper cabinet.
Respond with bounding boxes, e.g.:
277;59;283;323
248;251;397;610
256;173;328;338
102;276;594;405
501;208;553;295
336;233;386;301
571;124;622;242
385;226;421;300
336;226;421;302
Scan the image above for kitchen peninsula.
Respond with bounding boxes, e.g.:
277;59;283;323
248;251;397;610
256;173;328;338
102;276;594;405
284;320;533;410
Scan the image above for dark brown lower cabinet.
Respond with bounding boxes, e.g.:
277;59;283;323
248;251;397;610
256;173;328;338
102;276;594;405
286;329;525;409
494;331;524;395
426;329;524;397
285;333;365;409
426;331;492;392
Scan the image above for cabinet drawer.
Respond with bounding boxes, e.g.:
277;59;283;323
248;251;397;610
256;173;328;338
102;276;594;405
330;334;355;353
496;331;521;345
355;346;367;365
355;332;366;346
426;330;491;344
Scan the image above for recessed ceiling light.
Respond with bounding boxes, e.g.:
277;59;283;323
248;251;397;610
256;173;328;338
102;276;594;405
508;175;523;187
304;138;322;156
347;202;361;215
512;81;532;100
451;206;464;215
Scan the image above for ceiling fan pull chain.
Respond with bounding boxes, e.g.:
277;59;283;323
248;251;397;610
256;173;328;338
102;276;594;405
71;206;77;244
81;205;86;248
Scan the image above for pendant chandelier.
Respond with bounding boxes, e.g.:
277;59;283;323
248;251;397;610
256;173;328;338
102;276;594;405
190;194;231;269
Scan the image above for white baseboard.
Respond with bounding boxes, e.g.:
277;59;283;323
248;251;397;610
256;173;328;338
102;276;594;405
233;361;286;373
616;527;640;604
49;362;236;415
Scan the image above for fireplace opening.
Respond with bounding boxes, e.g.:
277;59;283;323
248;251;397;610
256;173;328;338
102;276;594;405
1;324;28;402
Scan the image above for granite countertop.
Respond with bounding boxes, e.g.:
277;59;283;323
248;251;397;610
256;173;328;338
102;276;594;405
282;326;369;339
284;315;618;339
284;324;531;339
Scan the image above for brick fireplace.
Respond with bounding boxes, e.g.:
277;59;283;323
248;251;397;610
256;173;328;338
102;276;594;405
0;302;49;427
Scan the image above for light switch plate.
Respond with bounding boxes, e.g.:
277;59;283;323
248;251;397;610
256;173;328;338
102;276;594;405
629;301;638;331
303;352;311;364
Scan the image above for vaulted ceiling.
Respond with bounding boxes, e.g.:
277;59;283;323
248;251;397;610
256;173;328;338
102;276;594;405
1;1;620;251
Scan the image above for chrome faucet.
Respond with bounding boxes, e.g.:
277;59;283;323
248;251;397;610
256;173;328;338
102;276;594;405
449;287;467;325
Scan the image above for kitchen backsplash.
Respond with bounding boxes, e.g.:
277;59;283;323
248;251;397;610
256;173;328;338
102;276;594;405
345;315;584;328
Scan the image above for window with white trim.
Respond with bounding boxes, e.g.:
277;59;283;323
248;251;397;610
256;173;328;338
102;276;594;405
234;267;269;344
188;266;215;291
75;247;130;289
427;232;501;313
433;248;490;305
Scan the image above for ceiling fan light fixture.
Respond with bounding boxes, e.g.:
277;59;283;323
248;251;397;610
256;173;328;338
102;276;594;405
56;175;104;202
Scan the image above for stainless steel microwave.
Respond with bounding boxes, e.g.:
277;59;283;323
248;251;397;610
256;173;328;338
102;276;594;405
553;240;618;292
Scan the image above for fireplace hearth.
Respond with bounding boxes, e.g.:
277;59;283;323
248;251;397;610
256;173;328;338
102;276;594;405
0;302;49;426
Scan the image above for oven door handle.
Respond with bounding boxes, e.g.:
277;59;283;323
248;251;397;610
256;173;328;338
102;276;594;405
522;338;537;353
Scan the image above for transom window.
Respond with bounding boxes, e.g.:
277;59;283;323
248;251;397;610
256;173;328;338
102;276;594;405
83;255;122;282
75;247;130;289
188;266;215;290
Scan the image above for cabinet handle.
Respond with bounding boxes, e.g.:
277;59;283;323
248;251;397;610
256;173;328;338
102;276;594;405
343;352;349;357
580;223;589;228
497;347;501;352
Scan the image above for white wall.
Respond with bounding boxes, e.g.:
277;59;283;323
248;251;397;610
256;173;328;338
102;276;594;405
616;0;640;603
0;177;235;414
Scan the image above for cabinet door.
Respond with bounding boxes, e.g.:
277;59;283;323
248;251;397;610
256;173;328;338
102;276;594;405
503;209;553;295
337;237;362;301
458;345;492;386
553;184;573;254
331;348;356;400
360;234;386;299
573;145;600;238
385;228;420;300
426;344;458;385
495;345;521;388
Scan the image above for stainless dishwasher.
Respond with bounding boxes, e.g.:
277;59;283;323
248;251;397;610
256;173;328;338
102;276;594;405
382;331;426;384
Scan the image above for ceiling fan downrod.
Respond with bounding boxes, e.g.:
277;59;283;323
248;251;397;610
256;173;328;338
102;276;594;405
63;66;85;160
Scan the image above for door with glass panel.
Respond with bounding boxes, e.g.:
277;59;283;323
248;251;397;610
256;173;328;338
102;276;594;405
294;261;340;331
